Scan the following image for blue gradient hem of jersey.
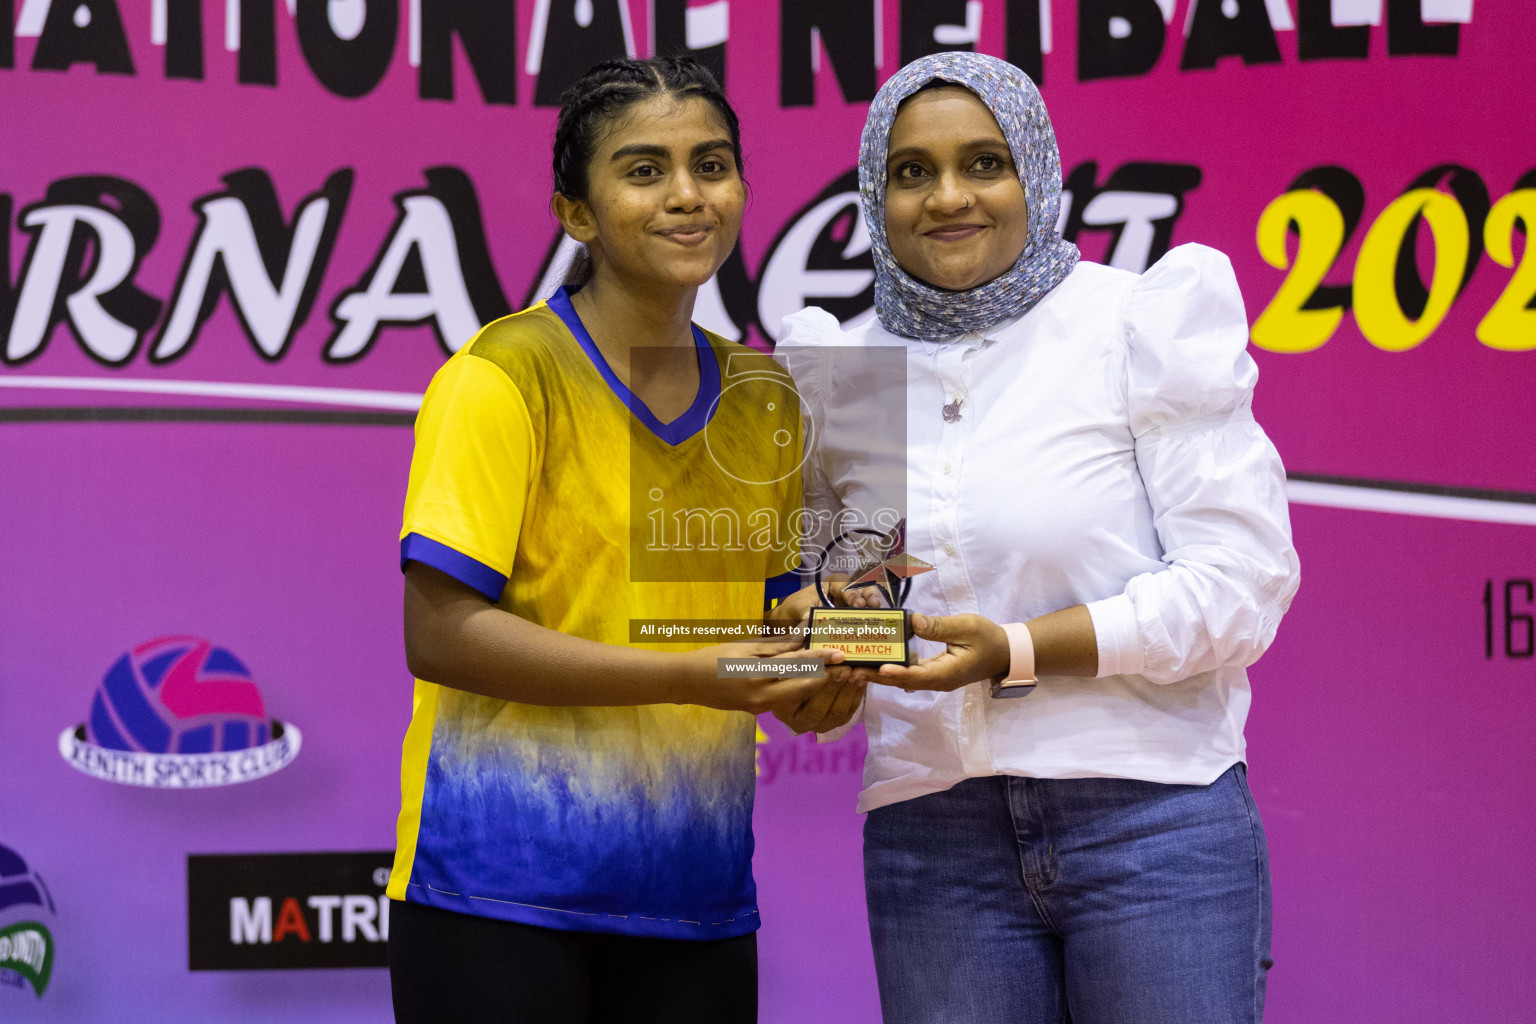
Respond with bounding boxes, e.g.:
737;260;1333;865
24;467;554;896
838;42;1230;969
400;881;760;942
406;713;760;941
400;534;508;602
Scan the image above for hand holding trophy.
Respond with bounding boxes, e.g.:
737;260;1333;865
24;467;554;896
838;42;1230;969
764;521;932;734
805;522;1033;699
805;520;934;668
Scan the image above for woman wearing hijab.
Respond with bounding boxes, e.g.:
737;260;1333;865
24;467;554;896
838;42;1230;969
775;53;1300;1023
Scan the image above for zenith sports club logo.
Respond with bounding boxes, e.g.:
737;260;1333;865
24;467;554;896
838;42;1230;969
0;843;56;999
58;637;300;788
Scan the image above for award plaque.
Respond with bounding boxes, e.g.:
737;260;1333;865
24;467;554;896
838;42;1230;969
807;522;933;667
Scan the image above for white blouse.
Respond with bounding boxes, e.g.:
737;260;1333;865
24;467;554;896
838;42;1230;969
777;244;1301;814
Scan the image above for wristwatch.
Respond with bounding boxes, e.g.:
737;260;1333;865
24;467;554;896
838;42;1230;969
990;622;1038;699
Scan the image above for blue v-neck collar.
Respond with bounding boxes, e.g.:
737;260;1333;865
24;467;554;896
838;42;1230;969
547;286;720;447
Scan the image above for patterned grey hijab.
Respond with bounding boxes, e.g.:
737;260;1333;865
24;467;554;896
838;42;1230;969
859;52;1079;341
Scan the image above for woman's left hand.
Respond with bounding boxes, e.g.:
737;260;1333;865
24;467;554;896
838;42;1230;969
773;663;870;734
878;613;1011;693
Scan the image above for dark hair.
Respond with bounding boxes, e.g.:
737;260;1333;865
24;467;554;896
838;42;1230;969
553;56;744;287
902;77;977;108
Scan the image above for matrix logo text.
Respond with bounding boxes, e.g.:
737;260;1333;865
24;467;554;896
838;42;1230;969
188;851;392;970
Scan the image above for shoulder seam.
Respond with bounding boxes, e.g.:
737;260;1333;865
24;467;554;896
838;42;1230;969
463;301;555;345
460;349;533;400
460;303;562;379
1070;259;1138;285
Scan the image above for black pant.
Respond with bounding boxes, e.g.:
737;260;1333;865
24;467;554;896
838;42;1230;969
388;899;758;1024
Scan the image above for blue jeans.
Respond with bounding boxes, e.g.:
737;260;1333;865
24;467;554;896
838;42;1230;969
864;765;1271;1024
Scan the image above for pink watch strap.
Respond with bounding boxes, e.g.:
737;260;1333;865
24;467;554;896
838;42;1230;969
992;622;1038;699
1001;622;1037;682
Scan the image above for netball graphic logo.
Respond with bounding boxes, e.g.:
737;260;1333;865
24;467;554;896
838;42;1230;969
59;637;301;788
0;842;55;999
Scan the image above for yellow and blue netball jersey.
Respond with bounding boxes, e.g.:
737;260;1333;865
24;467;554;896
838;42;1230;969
388;287;802;940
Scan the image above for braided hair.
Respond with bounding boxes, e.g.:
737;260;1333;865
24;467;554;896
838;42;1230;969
552;57;743;287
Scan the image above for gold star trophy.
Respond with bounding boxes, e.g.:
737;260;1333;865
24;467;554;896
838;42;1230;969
806;521;934;667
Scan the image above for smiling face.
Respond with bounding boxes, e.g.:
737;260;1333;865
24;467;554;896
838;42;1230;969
883;85;1030;293
553;93;745;292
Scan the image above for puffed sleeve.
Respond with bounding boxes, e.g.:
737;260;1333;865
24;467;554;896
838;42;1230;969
775;308;845;559
775;308;840;409
1084;244;1300;684
776;308;867;740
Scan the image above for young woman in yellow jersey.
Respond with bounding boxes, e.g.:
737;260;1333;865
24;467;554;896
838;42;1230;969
386;58;844;1023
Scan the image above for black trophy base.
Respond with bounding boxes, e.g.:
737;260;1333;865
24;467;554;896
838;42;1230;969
805;607;913;667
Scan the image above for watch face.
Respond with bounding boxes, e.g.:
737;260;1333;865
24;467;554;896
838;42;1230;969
990;678;1038;699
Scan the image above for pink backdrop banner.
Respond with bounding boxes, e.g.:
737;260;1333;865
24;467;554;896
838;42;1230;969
2;1;1532;1021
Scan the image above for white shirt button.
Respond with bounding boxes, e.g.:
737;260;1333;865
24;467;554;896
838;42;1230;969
943;461;952;474
944;542;955;556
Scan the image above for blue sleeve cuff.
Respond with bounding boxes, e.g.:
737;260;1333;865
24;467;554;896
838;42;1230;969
765;570;805;606
400;534;508;603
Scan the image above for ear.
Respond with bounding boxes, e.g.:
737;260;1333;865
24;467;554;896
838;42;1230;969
551;193;599;245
